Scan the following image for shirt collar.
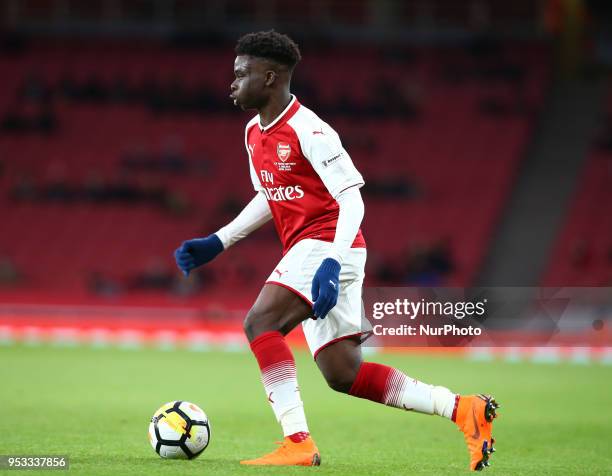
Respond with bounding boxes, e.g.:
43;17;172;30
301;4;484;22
259;95;299;133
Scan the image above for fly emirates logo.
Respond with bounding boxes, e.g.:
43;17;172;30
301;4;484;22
260;170;304;202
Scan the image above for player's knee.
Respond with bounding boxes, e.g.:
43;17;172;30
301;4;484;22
243;308;276;341
325;372;357;394
243;311;258;341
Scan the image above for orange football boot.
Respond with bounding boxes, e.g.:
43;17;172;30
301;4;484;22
454;394;500;471
240;436;321;466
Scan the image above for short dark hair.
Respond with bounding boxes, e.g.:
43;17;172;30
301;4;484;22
235;30;301;69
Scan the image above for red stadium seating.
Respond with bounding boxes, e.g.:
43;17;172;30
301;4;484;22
542;81;612;286
542;151;612;286
0;40;550;300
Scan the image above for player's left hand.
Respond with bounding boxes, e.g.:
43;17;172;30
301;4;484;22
174;234;224;277
311;258;341;319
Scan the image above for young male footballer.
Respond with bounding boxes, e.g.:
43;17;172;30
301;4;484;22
174;30;499;470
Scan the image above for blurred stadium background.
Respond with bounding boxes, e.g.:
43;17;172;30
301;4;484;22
0;0;610;360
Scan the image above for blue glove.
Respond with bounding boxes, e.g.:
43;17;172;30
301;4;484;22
174;234;224;277
311;258;341;319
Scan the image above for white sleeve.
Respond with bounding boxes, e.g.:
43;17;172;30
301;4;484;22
326;186;364;264
215;192;272;249
249;159;263;192
245;120;263;192
298;122;364;198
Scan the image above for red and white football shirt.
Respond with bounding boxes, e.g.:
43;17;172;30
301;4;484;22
244;96;366;254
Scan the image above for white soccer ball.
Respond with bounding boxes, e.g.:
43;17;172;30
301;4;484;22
148;401;211;459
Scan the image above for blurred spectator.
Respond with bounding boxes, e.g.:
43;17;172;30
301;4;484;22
2;60;538;124
0;72;57;134
88;272;122;297
172;271;202;297
398;79;425;117
37;104;57;132
19;71;52;105
292;75;319;107
140;75;162;106
109;77;131;103
43;162;73;202
121;143;152;170
333;91;363;117
1;102;57;134
1;106;25;131
404;244;434;285
218;196;245;218
1;42;535;129
10;174;36;201
9;171;183;211
159;136;188;173
129;257;176;291
363;176;421;199
370;78;421;119
0;256;20;285
402;238;455;286
136;175;166;205
121;137;210;176
163;190;192;217
58;73;79;100
193;80;222;112
427;238;455;275
83;171;108;201
223;253;257;287
342;129;378;154
374;258;402;284
82;74;108;103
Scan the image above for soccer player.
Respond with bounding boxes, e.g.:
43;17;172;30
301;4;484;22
174;30;499;470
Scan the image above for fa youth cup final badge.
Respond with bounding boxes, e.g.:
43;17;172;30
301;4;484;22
275;142;296;171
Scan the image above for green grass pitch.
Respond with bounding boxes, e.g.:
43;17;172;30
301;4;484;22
1;345;611;475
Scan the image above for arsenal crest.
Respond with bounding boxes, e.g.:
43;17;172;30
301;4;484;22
276;143;291;162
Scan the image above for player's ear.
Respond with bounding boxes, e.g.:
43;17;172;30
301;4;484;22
264;70;277;87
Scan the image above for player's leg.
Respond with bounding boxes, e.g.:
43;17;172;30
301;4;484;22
315;337;457;416
312;336;362;392
315;338;499;470
243;282;312;341
241;283;320;466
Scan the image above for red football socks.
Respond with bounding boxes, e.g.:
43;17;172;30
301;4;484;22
287;431;310;443
348;362;392;402
250;331;310;436
349;362;456;418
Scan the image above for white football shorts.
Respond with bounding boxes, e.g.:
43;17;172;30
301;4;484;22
265;238;371;358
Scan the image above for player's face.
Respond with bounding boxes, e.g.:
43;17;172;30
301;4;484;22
230;55;269;110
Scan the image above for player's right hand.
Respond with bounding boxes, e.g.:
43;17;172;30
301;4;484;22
311;258;341;319
174;234;224;277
